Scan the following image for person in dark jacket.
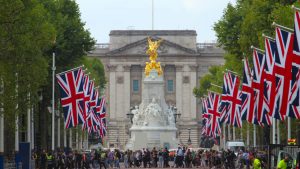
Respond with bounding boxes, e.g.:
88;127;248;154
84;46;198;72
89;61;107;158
162;147;170;168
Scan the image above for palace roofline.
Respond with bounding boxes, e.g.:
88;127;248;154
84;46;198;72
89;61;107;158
109;30;197;36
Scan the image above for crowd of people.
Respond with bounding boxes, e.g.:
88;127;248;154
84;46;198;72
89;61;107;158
31;146;290;169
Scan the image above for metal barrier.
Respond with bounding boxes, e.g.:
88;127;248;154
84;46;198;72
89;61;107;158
267;144;300;169
4;161;22;169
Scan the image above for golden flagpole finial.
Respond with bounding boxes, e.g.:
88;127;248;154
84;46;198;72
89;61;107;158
145;37;163;76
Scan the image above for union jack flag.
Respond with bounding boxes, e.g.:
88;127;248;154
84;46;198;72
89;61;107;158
201;97;211;136
272;27;295;120
82;80;95;130
98;98;107;138
206;92;222;138
82;75;92;121
56;67;85;129
86;109;100;134
220;73;230;123
241;58;260;125
220;72;242;128
252;49;272;125
289;10;300;118
264;37;278;120
204;117;212;137
201;97;209;123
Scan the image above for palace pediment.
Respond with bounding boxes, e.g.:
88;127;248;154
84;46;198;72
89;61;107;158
106;37;197;56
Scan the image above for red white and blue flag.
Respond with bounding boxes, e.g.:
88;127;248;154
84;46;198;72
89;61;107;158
82;80;95;130
201;97;209;123
56;67;85;129
272;27;295;120
220;73;230;123
97;97;107;138
220;72;242;128
252;49;272;125
241;58;260;125
207;92;222;138
289;10;300;119
264;37;278;120
82;75;92;122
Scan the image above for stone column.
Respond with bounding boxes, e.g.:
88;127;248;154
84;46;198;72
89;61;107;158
107;65;117;119
189;65;198;119
122;65;131;148
175;65;183;114
122;65;131;118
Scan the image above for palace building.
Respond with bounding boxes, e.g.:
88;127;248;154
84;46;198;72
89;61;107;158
88;30;225;148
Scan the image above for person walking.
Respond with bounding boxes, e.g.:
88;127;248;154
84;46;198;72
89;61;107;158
162;147;169;168
250;154;261;169
114;149;121;169
151;147;158;168
124;151;129;168
277;155;289;169
158;149;164;168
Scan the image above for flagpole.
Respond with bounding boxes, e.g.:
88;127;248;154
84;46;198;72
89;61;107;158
251;46;265;53
52;51;56;151
225;69;240;77
262;34;275;41
63;126;66;148
69;129;72;149
247;124;250;146
292;5;300;11
79;132;83;150
210;83;222;89
228;126;231;141
288;117;291;140
272;118;276;144
15;73;19;152
272;22;294;32
76;129;79;149
223;123;226;149
277;120;280;144
0;78;4;154
233;127;236;140
0;106;3;155
152;0;154;30
57;113;61;148
56;65;84;76
31;106;34;150
253;125;257;147
27;93;31;147
207;90;221;95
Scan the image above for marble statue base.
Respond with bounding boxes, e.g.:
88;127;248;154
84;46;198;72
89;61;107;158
126;126;179;150
125;69;179;150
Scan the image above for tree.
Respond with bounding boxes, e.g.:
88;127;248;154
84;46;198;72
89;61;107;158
195;0;300;145
0;0;56;154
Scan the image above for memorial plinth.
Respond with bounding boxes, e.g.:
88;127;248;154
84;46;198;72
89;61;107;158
125;70;179;150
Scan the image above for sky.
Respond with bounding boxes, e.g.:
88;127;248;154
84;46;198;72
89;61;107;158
76;0;236;43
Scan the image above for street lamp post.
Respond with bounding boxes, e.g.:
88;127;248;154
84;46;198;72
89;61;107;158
171;106;181;123
126;106;134;124
187;128;192;145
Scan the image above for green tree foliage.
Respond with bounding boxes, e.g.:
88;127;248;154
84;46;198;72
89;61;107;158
0;0;55;129
194;0;299;98
80;57;107;91
0;0;104;151
194;0;300;144
193;66;224;97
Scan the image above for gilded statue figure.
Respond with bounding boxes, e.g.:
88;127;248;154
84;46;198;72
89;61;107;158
145;37;163;76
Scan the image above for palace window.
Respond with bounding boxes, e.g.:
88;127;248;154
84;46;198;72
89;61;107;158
133;80;139;92
167;80;174;92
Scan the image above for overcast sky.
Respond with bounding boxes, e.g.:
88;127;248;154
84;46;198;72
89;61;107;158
76;0;236;43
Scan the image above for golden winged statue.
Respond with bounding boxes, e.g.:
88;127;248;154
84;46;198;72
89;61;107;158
145;37;163;76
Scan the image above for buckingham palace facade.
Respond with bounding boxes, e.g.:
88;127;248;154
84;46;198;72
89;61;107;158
88;30;225;148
